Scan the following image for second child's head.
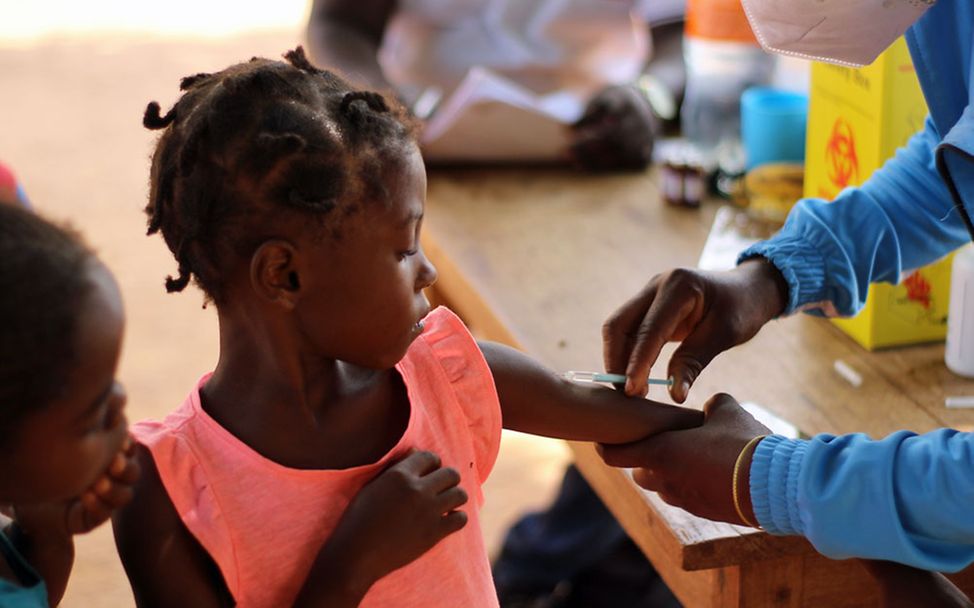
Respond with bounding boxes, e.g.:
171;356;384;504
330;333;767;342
143;48;438;370
0;205;128;505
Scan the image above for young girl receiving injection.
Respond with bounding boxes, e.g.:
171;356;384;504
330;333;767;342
113;48;702;608
0;204;138;606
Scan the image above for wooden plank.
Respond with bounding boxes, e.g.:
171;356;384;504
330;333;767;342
739;557;804;608
569;441;742;608
798;557;879;607
570;441;815;571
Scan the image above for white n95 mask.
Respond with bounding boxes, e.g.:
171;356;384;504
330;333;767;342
741;0;935;67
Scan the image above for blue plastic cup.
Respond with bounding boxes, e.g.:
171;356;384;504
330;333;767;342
741;87;809;170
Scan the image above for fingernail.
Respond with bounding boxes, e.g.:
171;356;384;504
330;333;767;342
680;380;691;401
94;477;111;495
625;379;635;395
110;453;126;476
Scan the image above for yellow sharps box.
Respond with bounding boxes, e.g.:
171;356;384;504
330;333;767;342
803;37;951;350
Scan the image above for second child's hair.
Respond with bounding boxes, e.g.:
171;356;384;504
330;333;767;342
0;205;96;440
143;47;418;303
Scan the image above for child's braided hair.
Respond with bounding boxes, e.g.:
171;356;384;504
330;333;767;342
143;46;418;303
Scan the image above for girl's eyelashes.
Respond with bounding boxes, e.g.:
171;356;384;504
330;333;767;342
82;389;124;435
398;248;419;261
82;404;111;435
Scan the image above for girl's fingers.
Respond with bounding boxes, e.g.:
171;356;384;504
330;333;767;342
393;450;441;476
422;466;461;494
92;475;135;509
65;494;105;534
438;509;468;537
435;486;468;513
65;472;135;534
107;450;141;484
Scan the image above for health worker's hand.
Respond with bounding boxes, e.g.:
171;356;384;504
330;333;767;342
603;258;789;402
598;393;770;526
570;84;658;172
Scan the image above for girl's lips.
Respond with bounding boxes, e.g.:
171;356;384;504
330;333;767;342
414;306;431;332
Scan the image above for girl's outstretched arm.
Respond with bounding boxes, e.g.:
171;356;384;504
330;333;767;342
480;341;702;444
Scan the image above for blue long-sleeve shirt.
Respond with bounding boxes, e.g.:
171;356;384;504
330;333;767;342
738;0;974;571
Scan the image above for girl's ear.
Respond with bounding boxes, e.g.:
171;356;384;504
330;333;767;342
250;240;301;310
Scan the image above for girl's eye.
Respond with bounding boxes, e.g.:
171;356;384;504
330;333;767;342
84;397;122;435
398;249;418;261
83;408;110;435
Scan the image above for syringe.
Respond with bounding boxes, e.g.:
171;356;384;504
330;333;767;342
563;371;673;386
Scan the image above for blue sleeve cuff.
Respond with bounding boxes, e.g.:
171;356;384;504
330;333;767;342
750;434;809;535
738;236;829;316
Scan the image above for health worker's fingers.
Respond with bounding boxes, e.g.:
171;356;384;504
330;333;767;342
625;279;704;398
665;316;731;403
602;278;661;378
596;436;663;469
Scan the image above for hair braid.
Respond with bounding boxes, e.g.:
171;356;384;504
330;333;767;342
142;48;418;303
143;101;176;130
180;72;213;91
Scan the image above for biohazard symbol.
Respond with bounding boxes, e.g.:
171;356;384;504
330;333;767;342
903;271;932;310
826;118;859;189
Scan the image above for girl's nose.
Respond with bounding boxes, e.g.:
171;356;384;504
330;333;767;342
417;250;438;290
106;384;128;430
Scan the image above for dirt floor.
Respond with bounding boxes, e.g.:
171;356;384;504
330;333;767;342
0;30;571;607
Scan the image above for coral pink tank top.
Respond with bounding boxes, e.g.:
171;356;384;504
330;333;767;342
133;307;502;607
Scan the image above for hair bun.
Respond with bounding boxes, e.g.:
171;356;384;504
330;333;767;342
143;101;176;130
340;91;389;115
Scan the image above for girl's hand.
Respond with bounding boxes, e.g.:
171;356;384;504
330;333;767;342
598;393;770;526
309;450;468;601
14;436;141;538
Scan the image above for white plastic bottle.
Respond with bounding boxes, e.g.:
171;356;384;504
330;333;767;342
946;244;974;377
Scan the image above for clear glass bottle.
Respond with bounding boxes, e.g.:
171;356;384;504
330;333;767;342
680;0;773;171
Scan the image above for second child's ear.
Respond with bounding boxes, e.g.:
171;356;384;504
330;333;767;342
250;240;301;310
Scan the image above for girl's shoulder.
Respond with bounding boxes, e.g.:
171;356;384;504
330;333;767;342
411;307;480;367
112;443;233;606
405;306;496;401
402;306;502;487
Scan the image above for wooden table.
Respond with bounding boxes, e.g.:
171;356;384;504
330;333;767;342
421;166;974;607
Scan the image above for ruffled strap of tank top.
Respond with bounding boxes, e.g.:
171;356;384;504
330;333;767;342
411;307;502;485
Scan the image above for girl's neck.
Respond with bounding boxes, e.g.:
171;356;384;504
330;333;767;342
200;309;411;470
206;310;377;418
